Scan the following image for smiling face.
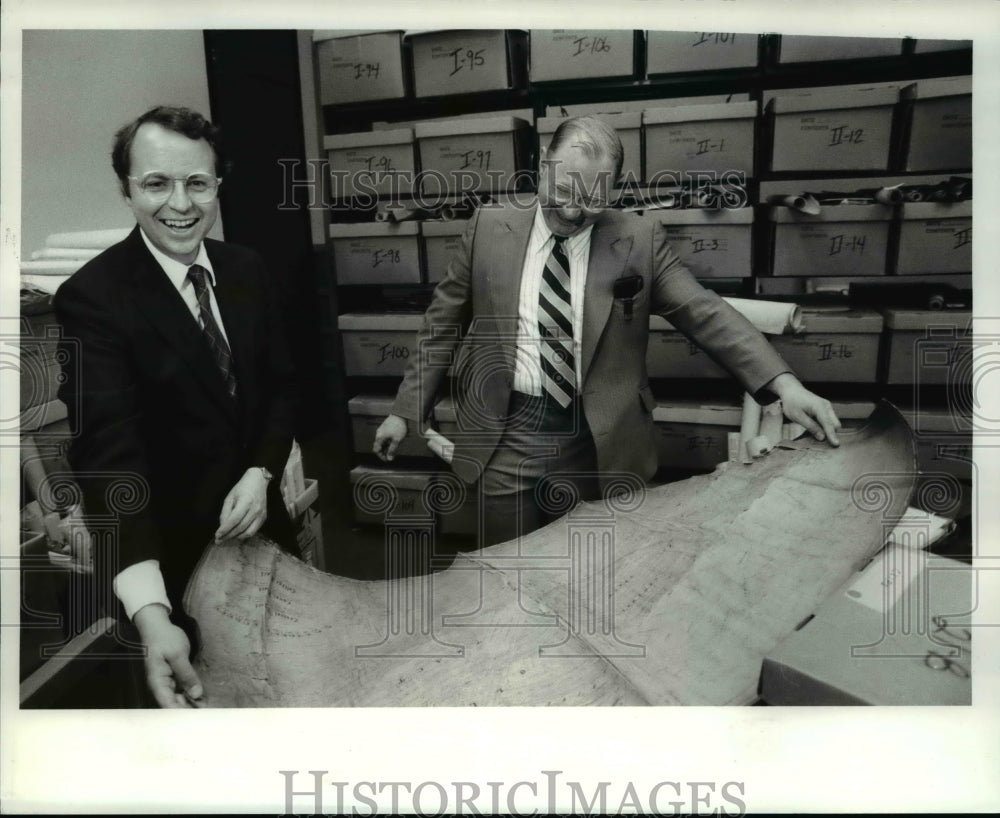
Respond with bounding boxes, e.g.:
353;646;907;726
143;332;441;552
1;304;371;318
537;143;618;238
125;122;219;265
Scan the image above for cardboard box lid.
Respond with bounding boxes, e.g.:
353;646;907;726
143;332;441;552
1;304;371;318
767;86;900;115
769;204;893;224
902;75;972;101
415;116;530;139
654;207;754;225
313;29;403;42
652;400;743;426
349;464;432;490
338;312;425;331
420;219;470;237
536;112;642;134
329;221;419;239
901;201;972;220
547;94;750;117
761;81;905;110
797;307;884;333
642;100;757;125
324;128;414;150
348;394;397;415
882;308;972;331
403;28;515;40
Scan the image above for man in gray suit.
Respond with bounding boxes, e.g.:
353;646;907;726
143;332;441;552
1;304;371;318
375;116;840;543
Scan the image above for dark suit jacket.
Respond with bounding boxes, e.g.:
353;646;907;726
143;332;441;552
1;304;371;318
392;200;791;490
54;226;295;602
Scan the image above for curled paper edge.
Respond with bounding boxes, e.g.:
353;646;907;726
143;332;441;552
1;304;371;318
423;428;454;464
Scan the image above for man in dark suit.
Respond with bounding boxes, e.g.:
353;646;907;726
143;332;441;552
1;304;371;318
375;116;841;543
54;105;296;707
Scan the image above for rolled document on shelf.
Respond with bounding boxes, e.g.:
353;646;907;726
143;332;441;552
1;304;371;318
20;274;72;293
723;297;803;335
30;247;102;261
20;260;88;276
873;184;904;205
773;194;821;215
738;392;762;465
45;228;130;249
375;204;424;222
748;401;785;457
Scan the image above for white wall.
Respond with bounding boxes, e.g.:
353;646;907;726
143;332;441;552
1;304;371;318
21;30;223;256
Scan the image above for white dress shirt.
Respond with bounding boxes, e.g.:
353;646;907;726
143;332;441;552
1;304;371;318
512;204;593;395
113;229;230;620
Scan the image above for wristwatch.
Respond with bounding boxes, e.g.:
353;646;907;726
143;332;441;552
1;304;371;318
255;466;274;482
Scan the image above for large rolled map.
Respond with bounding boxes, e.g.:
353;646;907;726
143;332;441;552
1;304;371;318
185;401;917;706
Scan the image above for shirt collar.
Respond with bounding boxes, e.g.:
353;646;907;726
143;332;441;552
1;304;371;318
531;201;594;254
138;227;215;290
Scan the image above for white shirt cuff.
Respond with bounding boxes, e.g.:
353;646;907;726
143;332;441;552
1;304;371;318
113;559;173;620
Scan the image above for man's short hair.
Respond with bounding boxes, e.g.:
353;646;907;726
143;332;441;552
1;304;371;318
546;115;624;180
111;105;225;198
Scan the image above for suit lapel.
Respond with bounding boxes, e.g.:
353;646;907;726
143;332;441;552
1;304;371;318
581;217;634;383
489;203;535;322
124;228;241;424
207;244;254;408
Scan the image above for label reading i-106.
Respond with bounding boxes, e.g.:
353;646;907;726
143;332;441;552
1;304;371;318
571;35;612;56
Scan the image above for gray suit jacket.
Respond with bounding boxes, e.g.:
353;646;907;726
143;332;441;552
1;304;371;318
392;200;790;490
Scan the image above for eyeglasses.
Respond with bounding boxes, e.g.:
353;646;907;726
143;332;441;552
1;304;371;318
128;172;222;203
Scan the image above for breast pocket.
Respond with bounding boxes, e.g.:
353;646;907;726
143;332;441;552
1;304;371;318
611;288;649;320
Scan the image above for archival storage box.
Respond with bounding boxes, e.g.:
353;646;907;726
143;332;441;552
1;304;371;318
646;31;758;75
895;201;972;275
324;127;417;198
643;101;756;178
769;204;892;278
880;308;972;386
314;30;406;105
766;86;898;172
329;221;421;285
529;29;635;82
338;312;425;377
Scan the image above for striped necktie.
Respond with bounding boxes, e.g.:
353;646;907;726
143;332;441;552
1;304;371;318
538;235;576;408
187;264;238;401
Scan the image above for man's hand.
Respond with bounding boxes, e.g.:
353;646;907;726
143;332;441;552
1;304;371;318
133;603;204;708
373;414;408;462
216;467;269;541
767;372;842;446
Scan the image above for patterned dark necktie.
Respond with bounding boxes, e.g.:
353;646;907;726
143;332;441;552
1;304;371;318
187;264;238;401
538;235;576;408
